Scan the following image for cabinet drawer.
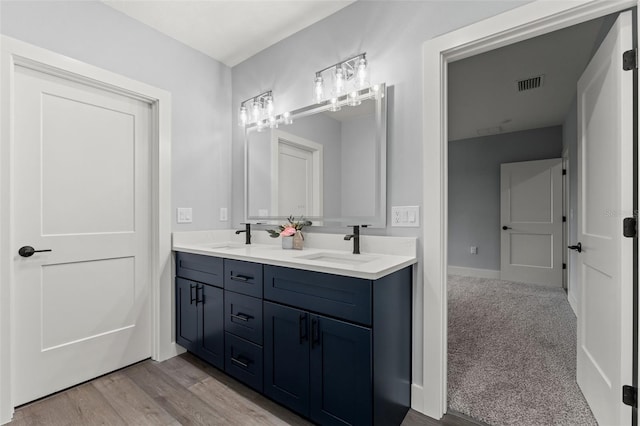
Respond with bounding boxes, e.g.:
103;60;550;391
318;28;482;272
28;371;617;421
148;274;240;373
225;291;263;345
176;252;223;288
225;332;263;393
264;266;372;326
224;259;263;298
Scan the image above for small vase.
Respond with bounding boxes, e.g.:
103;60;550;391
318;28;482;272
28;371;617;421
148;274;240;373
293;231;304;250
282;236;293;249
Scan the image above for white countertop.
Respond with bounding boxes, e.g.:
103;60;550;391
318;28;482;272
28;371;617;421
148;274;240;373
173;230;417;280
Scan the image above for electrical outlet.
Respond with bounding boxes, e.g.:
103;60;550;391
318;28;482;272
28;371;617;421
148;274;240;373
219;207;228;221
391;206;420;227
177;207;192;224
470;246;478;254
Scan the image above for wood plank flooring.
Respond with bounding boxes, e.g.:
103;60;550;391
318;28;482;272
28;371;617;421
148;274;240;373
9;353;481;426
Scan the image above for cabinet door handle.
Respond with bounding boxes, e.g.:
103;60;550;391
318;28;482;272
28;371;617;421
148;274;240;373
311;318;320;348
231;356;249;368
299;313;308;344
230;275;251;282
230;313;251;322
195;284;204;305
190;283;197;305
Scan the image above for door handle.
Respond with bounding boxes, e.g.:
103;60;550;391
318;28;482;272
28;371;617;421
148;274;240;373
311;318;320;349
195;284;204;305
230;275;251;282
18;246;52;257
568;242;582;253
299;313;308;344
230;313;251;322
502;226;512;230
190;283;197;305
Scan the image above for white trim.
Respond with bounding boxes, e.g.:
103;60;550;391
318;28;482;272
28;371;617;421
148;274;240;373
421;0;637;419
0;36;173;424
447;266;500;280
269;129;324;218
568;292;578;317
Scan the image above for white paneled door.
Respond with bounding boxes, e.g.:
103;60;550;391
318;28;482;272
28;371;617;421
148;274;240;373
13;65;152;405
576;11;633;426
500;158;563;286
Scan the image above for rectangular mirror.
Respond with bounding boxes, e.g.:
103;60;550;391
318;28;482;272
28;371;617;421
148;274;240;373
244;84;387;227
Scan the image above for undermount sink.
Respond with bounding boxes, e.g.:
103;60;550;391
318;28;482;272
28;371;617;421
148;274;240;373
203;242;247;250
296;252;379;266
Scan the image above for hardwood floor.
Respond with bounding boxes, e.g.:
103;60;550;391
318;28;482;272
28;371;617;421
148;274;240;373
9;353;481;426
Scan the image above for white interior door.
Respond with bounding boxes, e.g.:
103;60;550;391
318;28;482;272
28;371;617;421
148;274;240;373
271;130;323;218
500;158;563;286
13;64;152;405
576;11;633;426
278;142;314;217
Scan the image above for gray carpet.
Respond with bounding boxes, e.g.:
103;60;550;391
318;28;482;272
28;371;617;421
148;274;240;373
447;275;597;426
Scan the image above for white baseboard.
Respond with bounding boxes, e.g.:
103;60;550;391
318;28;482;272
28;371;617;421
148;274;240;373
411;383;425;413
447;265;500;279
568;293;578;316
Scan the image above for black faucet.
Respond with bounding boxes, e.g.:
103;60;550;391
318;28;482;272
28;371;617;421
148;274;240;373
344;225;368;254
236;223;252;245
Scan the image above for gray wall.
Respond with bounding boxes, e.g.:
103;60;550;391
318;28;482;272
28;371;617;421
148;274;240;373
0;0;232;231
448;126;563;271
231;0;530;386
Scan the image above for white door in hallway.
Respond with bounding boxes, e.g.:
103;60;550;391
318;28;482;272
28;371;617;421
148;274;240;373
500;158;563;286
13;64;152;405
576;11;633;426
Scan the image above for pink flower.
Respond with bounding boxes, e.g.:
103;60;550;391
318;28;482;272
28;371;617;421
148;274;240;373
280;226;296;237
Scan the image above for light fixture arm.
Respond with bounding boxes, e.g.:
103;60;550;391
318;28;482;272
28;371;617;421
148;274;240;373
314;53;366;78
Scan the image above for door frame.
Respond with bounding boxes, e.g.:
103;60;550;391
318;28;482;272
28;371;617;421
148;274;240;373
0;36;174;423
421;0;639;419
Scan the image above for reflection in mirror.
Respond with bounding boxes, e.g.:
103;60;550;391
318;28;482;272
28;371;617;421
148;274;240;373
245;84;386;227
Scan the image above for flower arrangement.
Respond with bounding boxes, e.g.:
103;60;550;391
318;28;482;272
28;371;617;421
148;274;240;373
266;215;312;238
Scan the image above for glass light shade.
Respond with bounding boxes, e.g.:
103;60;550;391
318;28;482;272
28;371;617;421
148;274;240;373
356;57;369;89
265;95;274;118
251;100;262;122
238;106;248;126
314;75;324;103
268;115;278;129
283;111;293;125
334;67;345;96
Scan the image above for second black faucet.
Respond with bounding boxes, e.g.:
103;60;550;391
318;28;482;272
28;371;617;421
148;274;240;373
344;225;369;254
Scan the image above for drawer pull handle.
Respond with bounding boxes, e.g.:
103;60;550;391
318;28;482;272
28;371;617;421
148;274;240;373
230;275;251;282
230;313;251;322
231;356;250;368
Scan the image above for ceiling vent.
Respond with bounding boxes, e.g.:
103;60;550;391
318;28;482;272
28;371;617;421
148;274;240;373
516;75;544;92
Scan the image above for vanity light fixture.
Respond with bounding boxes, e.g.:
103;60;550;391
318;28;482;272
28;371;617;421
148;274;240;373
238;90;294;130
314;53;369;104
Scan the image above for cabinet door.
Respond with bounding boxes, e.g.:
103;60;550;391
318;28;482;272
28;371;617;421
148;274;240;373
199;283;224;369
176;278;199;352
264;301;310;417
310;314;372;426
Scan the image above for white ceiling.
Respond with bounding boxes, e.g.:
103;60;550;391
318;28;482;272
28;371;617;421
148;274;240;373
448;17;606;141
103;0;354;67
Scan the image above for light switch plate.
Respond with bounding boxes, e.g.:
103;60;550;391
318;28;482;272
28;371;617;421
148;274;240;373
219;207;228;221
177;207;192;224
391;206;420;227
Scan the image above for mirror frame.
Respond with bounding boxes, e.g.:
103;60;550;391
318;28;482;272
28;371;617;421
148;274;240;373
244;83;387;228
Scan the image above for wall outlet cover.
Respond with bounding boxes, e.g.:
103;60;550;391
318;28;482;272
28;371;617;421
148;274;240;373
391;206;420;227
177;207;192;224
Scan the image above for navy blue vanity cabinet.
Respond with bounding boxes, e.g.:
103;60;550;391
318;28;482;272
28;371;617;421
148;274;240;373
175;252;225;370
263;265;411;426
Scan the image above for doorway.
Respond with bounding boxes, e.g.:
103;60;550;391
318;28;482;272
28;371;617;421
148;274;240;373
420;0;639;422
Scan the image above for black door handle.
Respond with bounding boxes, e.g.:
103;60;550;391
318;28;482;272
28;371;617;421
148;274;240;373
18;246;52;257
502;226;512;230
568;242;582;253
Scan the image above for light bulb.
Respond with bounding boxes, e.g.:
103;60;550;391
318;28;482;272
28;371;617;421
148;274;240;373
356;57;368;89
257;120;265;132
269;115;278;129
238;106;248;126
283;111;293;125
335;67;345;96
314;75;324;103
329;97;341;112
265;95;274;118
